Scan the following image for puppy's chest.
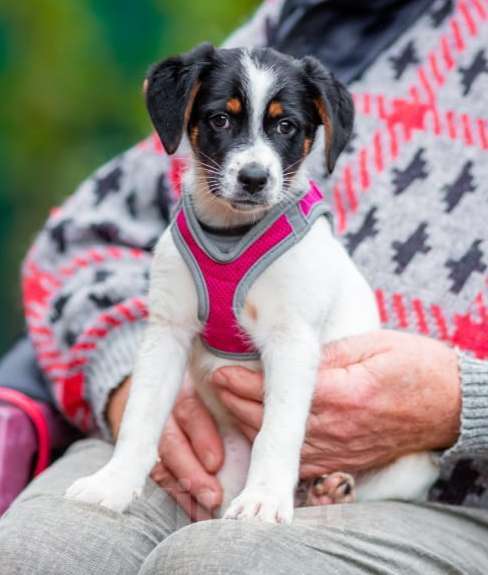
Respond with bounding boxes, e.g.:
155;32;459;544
169;187;336;361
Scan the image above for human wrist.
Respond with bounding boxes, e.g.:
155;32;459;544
430;343;462;450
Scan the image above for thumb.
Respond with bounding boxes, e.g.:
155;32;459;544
321;330;387;369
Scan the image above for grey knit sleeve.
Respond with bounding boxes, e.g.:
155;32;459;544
22;142;173;436
441;352;488;464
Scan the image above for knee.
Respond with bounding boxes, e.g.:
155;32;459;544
0;500;57;575
140;520;275;575
0;494;146;575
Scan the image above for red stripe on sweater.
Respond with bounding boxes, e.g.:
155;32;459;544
429;52;445;85
431;304;449;340
447;111;457;139
471;0;487;19
477;119;488;148
44;357;87;374
359;149;370;190
418;66;435;103
412;298;429;334
333;184;346;233
116;303;136;322
133;297;149;317
377;95;387;119
460;1;478;34
343;166;358;211
388;124;399;158
375;289;389;323
364;93;371;114
462;113;474;145
392;293;408;328
374;131;384;172
441;35;455;70
450;18;466;52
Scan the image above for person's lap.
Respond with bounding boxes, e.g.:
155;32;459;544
1;439;487;575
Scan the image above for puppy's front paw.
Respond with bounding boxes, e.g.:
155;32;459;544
223;488;293;524
65;467;143;513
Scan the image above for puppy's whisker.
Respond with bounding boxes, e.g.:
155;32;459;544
198;151;221;169
198;163;222;174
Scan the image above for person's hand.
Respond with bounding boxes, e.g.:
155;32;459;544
211;330;462;478
106;376;225;521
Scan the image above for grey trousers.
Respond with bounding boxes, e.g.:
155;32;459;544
1;439;488;574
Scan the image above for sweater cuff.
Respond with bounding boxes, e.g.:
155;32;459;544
85;320;146;439
441;352;488;464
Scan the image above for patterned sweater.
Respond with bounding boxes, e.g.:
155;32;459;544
22;0;488;507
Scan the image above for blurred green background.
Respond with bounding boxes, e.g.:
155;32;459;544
0;0;260;355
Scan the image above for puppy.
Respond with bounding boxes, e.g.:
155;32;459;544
67;44;439;523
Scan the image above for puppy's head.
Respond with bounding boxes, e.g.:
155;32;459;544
146;44;353;214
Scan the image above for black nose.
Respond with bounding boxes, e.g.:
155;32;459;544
238;163;269;194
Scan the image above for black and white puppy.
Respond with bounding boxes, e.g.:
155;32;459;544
67;44;439;523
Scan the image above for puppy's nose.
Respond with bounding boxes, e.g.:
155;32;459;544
238;163;269;194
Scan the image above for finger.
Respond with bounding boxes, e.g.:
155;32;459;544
234;421;259;443
160;418;223;510
174;394;224;473
216;389;263;430
212;367;264;402
155;471;213;521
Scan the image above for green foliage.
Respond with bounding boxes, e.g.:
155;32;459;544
0;0;259;353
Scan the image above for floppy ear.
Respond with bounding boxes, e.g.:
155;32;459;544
302;56;354;174
145;43;215;155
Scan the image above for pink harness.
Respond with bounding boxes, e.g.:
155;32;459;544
172;181;330;359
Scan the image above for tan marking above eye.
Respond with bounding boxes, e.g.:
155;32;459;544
226;98;242;114
268;100;284;118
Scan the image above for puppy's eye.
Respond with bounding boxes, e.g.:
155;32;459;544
209;113;231;130
276;119;296;136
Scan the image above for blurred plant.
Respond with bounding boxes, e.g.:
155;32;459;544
0;0;259;354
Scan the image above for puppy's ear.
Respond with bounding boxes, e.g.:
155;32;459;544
145;43;215;154
302;56;354;174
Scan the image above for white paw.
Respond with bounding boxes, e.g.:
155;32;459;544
65;466;143;513
223;488;293;524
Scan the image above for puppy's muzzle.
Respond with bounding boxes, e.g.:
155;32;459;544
237;162;269;196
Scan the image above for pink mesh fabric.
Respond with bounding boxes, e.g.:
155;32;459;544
176;183;323;356
299;180;323;217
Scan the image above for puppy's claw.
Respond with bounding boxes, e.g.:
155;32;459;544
306;472;356;506
224;488;293;524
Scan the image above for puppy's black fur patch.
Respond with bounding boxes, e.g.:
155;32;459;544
146;45;354;196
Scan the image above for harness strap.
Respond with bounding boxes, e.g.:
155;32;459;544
172;181;330;359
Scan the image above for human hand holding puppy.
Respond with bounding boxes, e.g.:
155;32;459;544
112;330;461;519
214;330;461;479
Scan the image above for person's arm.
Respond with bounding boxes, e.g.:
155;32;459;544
442;353;488;462
22;143;173;435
